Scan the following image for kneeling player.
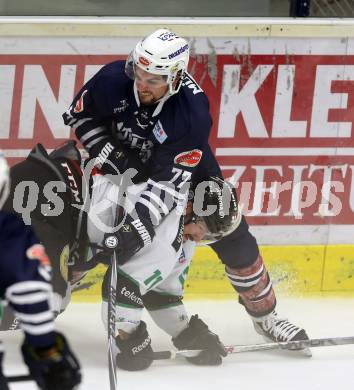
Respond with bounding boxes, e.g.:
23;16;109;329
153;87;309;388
1;142;89;328
89;174;240;371
0;151;81;390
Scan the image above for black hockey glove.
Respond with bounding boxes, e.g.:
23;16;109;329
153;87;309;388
116;321;154;371
90;139;149;183
172;315;227;366
21;332;81;390
200;176;239;238
101;214;155;265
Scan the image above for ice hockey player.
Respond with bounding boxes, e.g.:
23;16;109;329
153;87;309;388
1;141;87;328
0;151;81;390
63;27;309;350
88;168;241;371
2;141;235;370
194;149;310;349
63;28;209;262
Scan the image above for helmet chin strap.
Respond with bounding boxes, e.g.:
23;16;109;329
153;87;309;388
133;81;173;117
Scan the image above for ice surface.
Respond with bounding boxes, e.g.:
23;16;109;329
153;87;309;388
2;297;354;389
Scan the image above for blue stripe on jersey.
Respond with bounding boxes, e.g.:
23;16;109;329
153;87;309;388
135;176;189;226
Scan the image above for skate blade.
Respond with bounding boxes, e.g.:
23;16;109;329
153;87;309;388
282;347;312;358
296;347;312;357
261;335;313;358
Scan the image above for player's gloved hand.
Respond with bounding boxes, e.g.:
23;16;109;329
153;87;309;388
101;214;155;265
21;331;81;390
90;139;149;183
116;321;154;371
201;176;240;238
172;315;227;366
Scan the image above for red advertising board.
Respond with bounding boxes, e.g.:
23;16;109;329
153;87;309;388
0;53;353;226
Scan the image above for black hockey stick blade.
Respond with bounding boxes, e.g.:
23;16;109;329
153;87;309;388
152;335;354;359
6;374;32;383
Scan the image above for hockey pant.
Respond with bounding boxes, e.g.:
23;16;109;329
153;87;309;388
101;214;196;339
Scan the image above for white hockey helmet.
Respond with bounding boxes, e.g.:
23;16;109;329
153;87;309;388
125;28;190;95
0;150;10;210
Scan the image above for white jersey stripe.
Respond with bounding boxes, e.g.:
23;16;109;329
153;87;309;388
85;135;109;150
8;292;50;305
141;190;170;215
14;310;54;323
6;281;52;295
79;125;106;142
147;179;186;201
20;322;55;335
138;197;162;224
70;117;94;129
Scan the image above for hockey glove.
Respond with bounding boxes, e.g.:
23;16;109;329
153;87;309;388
172;315;227;366
200;176;240;239
116;321;154;371
101;214;155;265
21;331;81;390
90;139;149;183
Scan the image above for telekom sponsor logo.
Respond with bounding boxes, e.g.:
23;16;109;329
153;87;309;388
1;54;354;224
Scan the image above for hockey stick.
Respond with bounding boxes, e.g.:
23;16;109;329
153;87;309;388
106;185;127;390
107;245;118;390
6;374;32;383
150;335;354;360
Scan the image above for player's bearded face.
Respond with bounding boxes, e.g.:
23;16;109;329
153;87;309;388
135;67;169;105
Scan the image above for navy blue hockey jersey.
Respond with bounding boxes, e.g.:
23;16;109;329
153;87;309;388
0;211;55;347
63;60;212;226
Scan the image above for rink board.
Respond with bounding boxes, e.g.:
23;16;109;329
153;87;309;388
0;18;353;297
72;244;354;302
1;19;354;244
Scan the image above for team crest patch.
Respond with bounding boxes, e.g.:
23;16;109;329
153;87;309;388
174;149;202;167
73;90;88;113
152;121;168;144
26;244;50;266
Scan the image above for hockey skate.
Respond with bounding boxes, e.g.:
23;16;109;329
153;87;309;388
252;310;312;357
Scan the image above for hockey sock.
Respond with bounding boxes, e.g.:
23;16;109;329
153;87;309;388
225;256;276;317
143;290;189;337
147;304;189;338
